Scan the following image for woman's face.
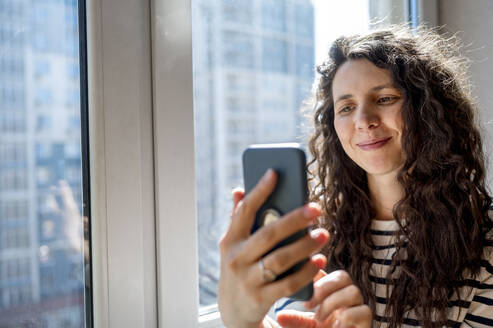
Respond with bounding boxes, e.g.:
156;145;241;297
332;58;405;177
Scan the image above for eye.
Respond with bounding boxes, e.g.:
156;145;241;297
338;105;354;114
377;96;398;104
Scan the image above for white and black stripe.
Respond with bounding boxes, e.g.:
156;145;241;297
370;219;493;327
273;218;493;327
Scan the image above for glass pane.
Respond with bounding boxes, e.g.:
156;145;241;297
0;0;89;327
193;0;406;310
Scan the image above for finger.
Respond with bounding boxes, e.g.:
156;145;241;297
230;188;245;221
314;270;327;282
45;193;61;213
239;203;322;263
323;308;346;328
302;270;328;309
228;169;277;239
224;188;245;249
315;285;364;322
59;180;78;211
250;229;328;284
232;188;245;210
305;270;353;309
277;310;317;328
337;305;372;328
248;251;327;288
262;255;325;303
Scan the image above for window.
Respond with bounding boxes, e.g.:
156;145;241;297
193;1;318;312
0;86;24;108
64;141;80;159
296;45;314;78
34;88;53;107
0;200;29;220
0;0;90;327
36;143;53;160
262;0;286;33
222;31;255;69
262;38;288;73
0;112;24;134
66;62;79;80
222;0;253;25
36;114;52;132
0;142;26;163
294;3;314;38
0;168;27;190
0;57;24;76
35;59;51;79
0;227;30;249
190;0;418;326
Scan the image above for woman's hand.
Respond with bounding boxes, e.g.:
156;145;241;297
277;270;372;328
218;169;329;328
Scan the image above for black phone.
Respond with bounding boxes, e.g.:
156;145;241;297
242;143;313;301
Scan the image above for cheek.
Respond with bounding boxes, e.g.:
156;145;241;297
333;118;352;148
390;104;404;132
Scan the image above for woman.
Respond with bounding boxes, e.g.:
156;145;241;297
218;26;493;328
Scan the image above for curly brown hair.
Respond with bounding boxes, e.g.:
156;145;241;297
308;26;493;328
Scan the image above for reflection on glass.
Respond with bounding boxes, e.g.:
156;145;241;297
0;0;87;327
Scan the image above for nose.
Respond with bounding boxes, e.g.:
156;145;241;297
354;103;379;130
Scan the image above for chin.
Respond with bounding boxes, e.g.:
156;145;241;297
362;162;404;177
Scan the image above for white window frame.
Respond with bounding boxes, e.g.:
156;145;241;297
85;0;437;327
151;0;200;326
87;0;157;327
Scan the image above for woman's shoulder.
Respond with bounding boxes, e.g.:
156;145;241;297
459;210;493;326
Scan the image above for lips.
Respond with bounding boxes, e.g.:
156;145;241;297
357;137;392;150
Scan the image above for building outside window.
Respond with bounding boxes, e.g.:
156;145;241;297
0;0;88;327
193;0;319;309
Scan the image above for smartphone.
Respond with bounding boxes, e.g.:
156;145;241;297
242;143;313;301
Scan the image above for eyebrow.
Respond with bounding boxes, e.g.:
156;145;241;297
334;83;397;105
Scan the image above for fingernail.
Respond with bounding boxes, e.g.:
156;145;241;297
262;169;273;181
303;203;320;218
310;228;321;238
334;319;341;328
310;229;326;243
231;187;243;194
312;254;327;269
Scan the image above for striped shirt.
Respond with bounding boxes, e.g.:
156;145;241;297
274;218;493;327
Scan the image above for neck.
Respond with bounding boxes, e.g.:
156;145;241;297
367;170;404;221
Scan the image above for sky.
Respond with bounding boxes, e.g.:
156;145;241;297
312;0;370;65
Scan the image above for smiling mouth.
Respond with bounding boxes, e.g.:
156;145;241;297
357;137;392;150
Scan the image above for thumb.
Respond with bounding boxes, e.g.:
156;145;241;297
277;310;318;328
